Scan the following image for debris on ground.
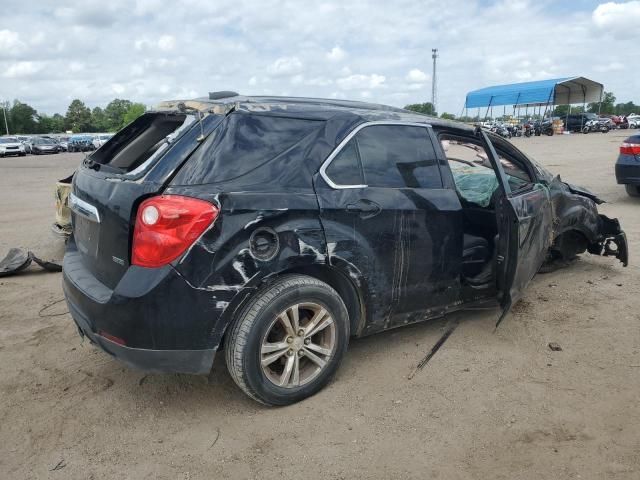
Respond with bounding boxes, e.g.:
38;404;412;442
0;248;62;277
548;342;563;352
0;248;32;277
50;459;66;471
408;319;460;380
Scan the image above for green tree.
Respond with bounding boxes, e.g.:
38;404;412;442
122;103;146;126
91;106;109;131
588;91;615;114
38;113;66;133
552;105;584;117
65;99;92;132
440;112;456;120
104;98;132;131
404;102;436;116
614;102;639;116
9;100;39;134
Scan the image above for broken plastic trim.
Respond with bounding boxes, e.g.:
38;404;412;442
0;248;62;277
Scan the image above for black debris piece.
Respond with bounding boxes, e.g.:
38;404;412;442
548;342;563;351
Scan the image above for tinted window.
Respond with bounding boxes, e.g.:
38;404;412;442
355;125;441;188
325;140;364;185
175;113;322;185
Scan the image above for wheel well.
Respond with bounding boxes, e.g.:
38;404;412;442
218;265;365;351
550;230;589;260
279;265;365;336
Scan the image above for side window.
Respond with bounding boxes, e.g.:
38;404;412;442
325;139;364;185
355;125;442;188
440;136;500;208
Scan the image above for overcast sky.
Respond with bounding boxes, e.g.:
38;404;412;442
1;0;639;115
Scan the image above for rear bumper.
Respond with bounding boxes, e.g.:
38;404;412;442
67;298;215;374
62;239;231;374
615;154;640;185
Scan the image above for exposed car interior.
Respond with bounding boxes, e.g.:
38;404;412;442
90;113;192;173
439;134;534;287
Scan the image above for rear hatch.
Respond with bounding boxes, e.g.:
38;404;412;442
69;111;222;289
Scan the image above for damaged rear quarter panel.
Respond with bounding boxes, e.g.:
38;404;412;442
164;184;328;347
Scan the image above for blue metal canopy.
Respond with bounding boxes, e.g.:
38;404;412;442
465;77;603;109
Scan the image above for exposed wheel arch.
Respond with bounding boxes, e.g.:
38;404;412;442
274;264;365;337
540;229;589;273
219;264;366;353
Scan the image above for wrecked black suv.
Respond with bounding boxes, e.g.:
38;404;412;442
63;94;628;405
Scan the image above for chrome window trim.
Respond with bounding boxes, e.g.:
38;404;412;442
319;120;433;190
69;192;101;223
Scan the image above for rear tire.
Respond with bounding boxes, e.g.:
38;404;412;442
625;185;640;197
225;274;349;406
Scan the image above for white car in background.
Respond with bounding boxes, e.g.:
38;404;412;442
0;136;26;157
627;115;640;129
92;134;113;149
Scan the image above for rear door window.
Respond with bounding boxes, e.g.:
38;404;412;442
325;140;364;186
355;125;441;188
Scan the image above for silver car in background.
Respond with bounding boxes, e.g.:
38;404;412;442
0;137;26;157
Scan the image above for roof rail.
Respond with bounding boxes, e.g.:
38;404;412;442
209;91;239;100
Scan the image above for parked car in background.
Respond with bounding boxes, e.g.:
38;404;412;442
564;113;597;132
615;133;640;196
0;136;26;157
68;135;95;152
628;115;640;129
603;115;623;128
16;135;32;153
58;136;69;151
29;137;60;155
63;94;628;405
92;134;113;149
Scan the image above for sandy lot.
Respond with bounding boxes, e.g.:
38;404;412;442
1;131;638;479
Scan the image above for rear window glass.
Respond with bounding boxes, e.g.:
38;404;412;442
90;113;193;173
173;113;322;185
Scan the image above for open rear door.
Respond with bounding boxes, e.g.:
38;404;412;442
479;130;553;322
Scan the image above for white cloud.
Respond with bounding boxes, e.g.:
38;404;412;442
267;56;303;76
0;30;24;53
326;46;346;61
4;61;42;78
593;1;640;30
337;74;386;90
0;0;637;116
406;68;428;83
157;35;175;51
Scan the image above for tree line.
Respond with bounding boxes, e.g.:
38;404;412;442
405;91;639;121
1;98;146;135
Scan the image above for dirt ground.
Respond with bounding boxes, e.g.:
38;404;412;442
1;130;638;479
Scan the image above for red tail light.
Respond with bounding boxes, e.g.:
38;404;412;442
620;142;640;156
132;195;219;268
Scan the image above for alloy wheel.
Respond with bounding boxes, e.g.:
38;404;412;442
260;302;336;388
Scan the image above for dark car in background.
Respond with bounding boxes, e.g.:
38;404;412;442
68;135;95;152
63;94;628;405
564;113;598;132
616;133;640;196
28;137;60;155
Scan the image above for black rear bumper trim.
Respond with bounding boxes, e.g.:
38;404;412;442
67;296;215;375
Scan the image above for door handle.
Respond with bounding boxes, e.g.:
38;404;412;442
346;199;382;218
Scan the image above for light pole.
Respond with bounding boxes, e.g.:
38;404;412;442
1;101;8;135
431;48;438;115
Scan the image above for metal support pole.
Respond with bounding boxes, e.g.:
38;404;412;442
2;102;8;135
